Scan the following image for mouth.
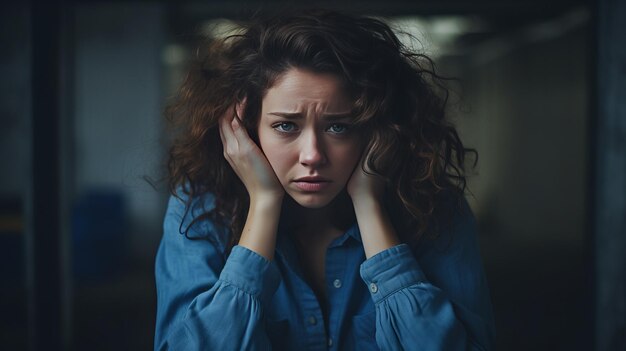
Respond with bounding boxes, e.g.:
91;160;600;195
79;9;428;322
292;176;332;192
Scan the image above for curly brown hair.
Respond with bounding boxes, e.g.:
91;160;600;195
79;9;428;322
166;9;477;255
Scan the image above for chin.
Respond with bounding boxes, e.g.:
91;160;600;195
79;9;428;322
288;191;338;209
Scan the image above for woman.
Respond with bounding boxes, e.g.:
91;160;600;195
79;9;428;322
155;9;495;351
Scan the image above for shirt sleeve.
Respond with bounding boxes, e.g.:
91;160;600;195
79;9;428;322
359;197;495;351
154;194;282;351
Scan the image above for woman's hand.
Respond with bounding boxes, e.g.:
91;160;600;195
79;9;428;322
219;102;284;204
346;146;386;204
219;102;283;260
347;145;400;258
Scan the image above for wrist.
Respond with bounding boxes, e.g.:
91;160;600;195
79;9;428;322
352;196;401;259
240;197;283;261
351;194;382;212
250;191;284;209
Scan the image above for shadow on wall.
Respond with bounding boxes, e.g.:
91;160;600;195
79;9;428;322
453;17;589;351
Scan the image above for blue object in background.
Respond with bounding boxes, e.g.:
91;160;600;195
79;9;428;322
72;189;128;281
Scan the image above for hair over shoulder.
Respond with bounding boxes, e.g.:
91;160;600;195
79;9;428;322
166;9;477;253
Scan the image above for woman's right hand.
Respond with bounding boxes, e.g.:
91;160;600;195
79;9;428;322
218;102;284;203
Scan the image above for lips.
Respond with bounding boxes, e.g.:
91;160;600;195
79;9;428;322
293;176;331;192
294;176;331;182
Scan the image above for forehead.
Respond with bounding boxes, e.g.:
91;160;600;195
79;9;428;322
262;68;352;111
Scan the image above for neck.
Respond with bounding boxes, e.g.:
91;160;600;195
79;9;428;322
282;191;355;233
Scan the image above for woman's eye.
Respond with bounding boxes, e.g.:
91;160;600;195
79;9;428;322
273;122;297;133
327;124;349;134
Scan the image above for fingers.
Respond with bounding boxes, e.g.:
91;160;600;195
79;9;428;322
220;115;251;151
235;97;247;119
220;96;248;146
230;116;252;149
219;107;240;170
217;102;282;199
218;111;228;148
219;104;258;173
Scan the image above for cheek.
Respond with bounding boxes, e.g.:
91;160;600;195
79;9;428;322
334;141;364;176
258;136;294;177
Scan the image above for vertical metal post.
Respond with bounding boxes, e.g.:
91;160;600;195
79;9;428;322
29;0;62;350
595;0;626;350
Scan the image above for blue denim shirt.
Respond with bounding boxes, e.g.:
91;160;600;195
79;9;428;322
154;193;495;350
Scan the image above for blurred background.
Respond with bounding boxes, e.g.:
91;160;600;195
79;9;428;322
1;0;624;350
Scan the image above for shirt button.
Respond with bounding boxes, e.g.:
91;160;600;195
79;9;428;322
308;316;317;325
328;337;333;347
333;279;342;288
369;282;378;293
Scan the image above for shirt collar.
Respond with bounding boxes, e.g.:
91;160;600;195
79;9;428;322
328;221;361;247
275;221;362;262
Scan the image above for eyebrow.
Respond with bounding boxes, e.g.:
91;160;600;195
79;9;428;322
267;112;353;121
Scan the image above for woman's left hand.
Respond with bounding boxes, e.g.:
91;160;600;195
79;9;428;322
347;145;400;258
346;146;386;204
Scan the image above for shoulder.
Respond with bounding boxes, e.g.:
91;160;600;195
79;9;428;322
412;191;489;302
163;187;229;254
416;190;479;258
165;187;217;227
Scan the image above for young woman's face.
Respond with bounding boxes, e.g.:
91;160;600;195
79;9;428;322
258;68;363;208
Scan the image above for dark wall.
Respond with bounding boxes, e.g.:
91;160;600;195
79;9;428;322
455;21;590;350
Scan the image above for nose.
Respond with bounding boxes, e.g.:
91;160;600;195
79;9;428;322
299;130;327;168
